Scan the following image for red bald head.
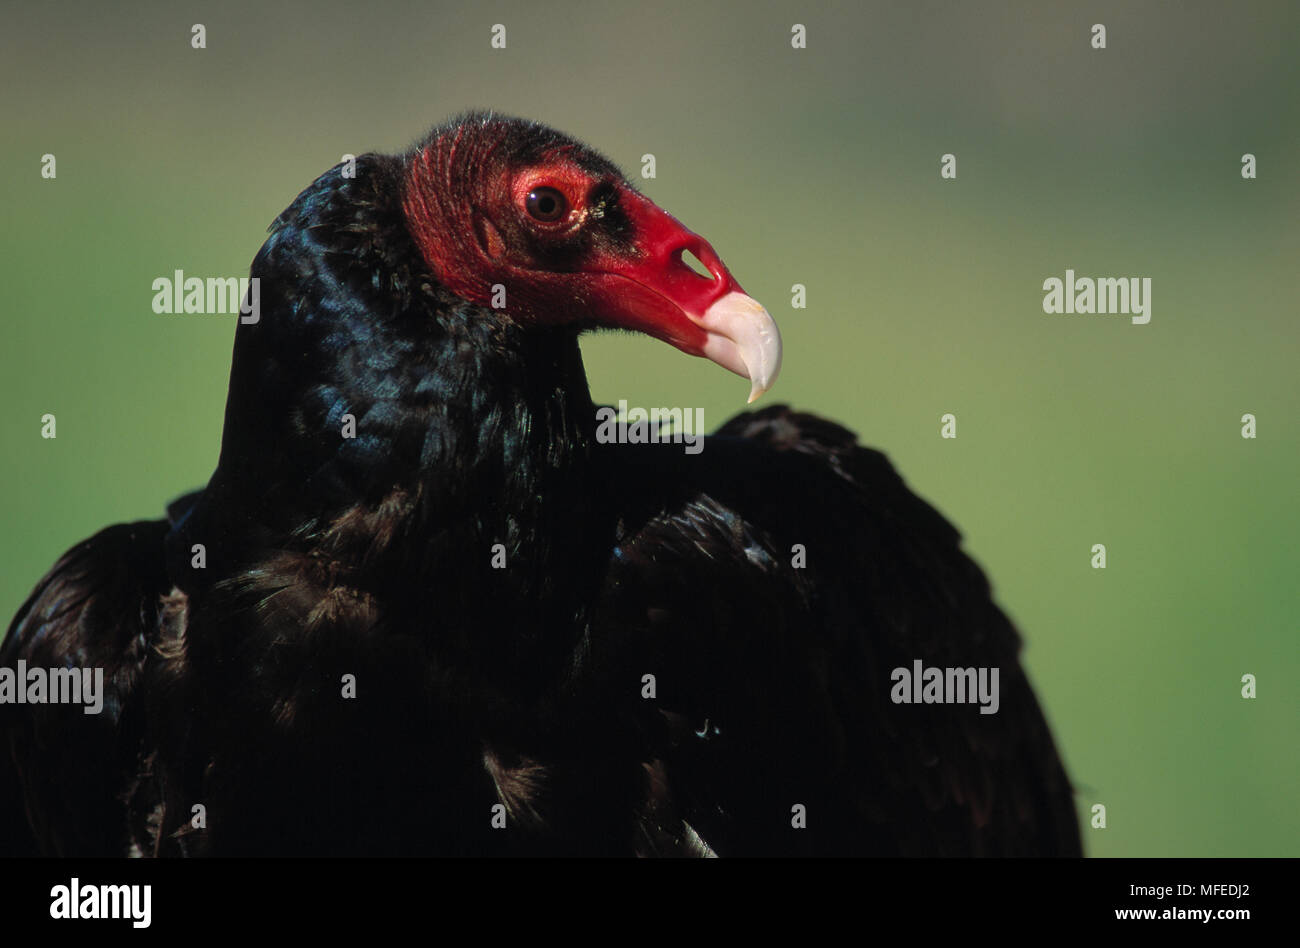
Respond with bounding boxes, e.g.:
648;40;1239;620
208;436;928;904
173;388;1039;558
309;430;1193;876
401;113;780;402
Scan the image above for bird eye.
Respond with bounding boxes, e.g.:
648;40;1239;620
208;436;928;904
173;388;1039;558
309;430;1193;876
525;187;568;222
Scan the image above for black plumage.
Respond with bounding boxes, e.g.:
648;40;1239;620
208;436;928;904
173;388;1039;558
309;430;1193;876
1;113;1080;857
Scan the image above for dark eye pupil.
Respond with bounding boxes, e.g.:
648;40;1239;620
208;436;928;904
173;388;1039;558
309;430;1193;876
527;187;566;221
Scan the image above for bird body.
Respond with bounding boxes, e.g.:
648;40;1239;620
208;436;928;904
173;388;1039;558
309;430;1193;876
1;113;1079;857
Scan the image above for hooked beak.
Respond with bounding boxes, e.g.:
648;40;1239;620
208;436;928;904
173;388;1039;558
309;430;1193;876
590;189;783;402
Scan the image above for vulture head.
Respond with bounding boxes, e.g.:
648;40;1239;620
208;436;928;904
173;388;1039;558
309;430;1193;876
401;113;782;402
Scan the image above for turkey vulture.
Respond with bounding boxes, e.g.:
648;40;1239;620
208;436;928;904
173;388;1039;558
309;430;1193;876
1;112;1079;857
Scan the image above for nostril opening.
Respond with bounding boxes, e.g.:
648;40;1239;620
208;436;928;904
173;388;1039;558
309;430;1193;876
679;249;715;281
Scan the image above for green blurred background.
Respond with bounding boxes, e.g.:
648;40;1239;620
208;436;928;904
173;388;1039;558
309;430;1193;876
1;1;1296;856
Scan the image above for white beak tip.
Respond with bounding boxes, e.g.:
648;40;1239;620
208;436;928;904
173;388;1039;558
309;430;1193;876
698;291;783;403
